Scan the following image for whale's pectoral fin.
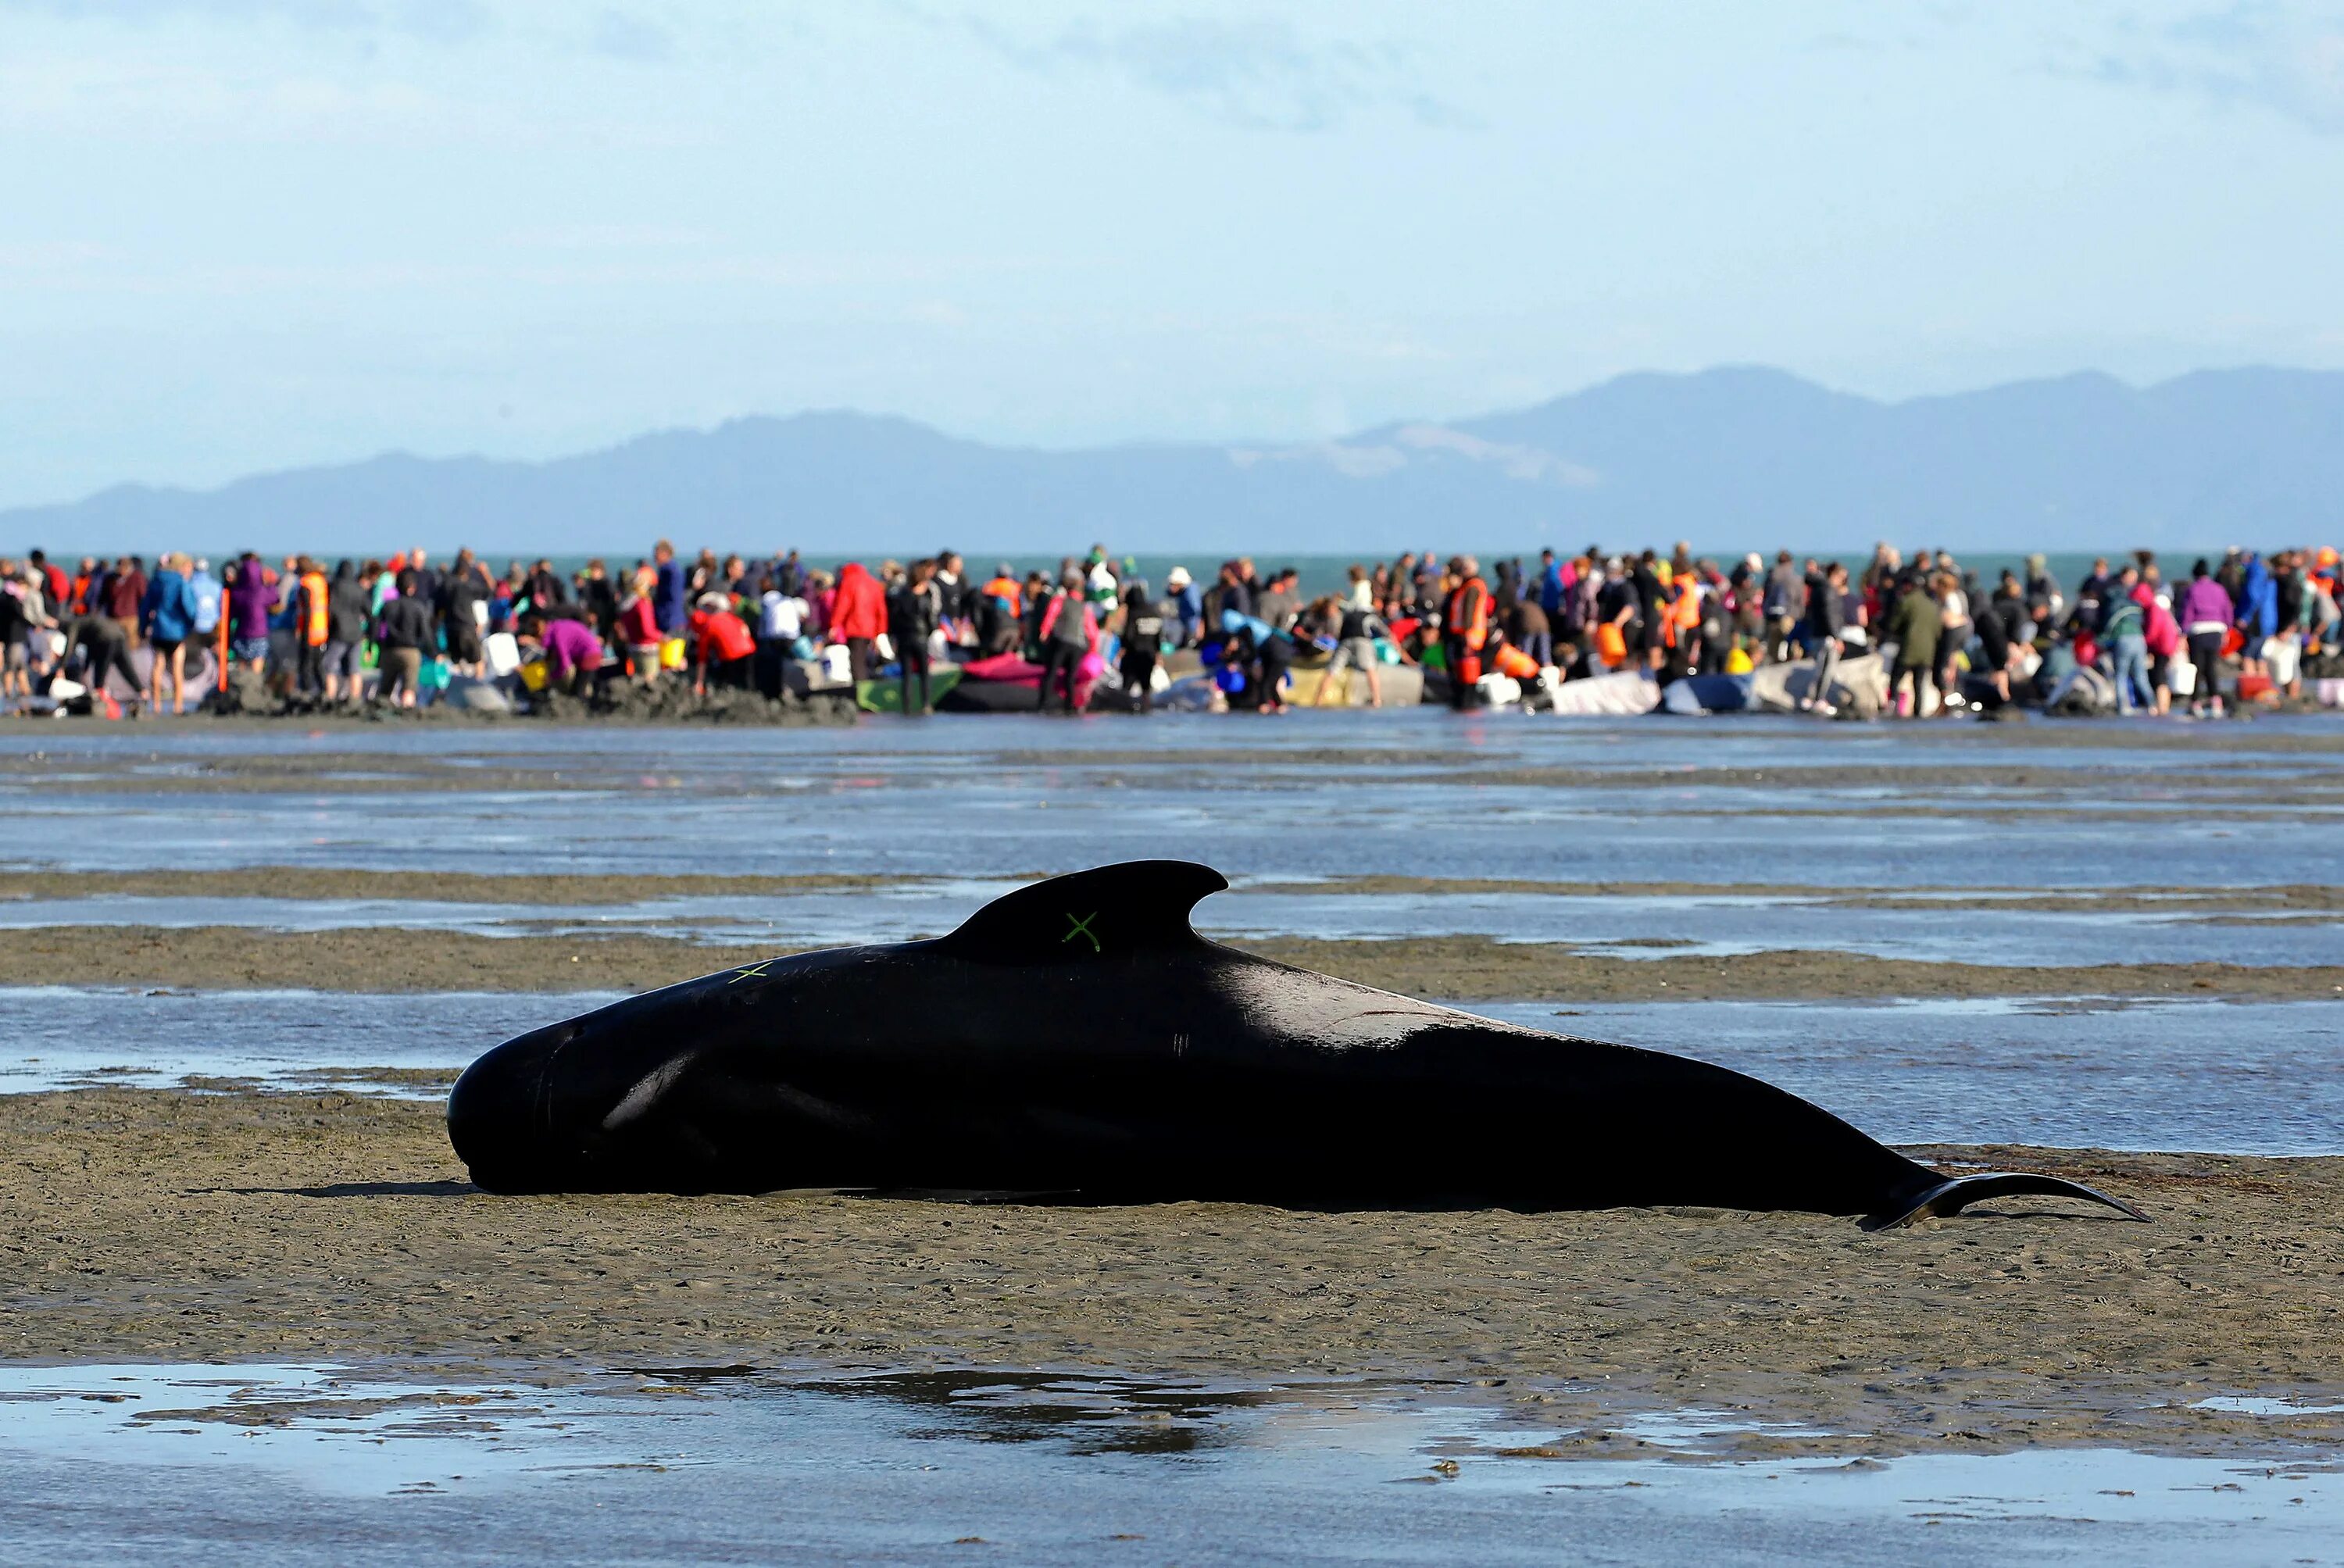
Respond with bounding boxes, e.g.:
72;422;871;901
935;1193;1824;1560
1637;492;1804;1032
939;860;1230;964
1862;1171;2150;1231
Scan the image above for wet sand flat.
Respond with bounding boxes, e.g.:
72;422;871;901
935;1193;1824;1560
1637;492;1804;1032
3;1088;2338;1457
5;923;2342;1001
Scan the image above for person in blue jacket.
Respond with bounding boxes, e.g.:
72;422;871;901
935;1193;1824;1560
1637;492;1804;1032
187;557;223;641
1164;566;1203;648
2236;552;2278;680
653;538;688;638
1538;548;1566;620
139;552;201;714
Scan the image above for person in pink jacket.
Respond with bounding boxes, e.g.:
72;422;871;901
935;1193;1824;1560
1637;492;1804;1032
1034;569;1098;713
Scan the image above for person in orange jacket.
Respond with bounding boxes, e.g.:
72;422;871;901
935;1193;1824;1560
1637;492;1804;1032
296;557;330;696
975;565;1024;655
1441;555;1491;709
827;561;887;680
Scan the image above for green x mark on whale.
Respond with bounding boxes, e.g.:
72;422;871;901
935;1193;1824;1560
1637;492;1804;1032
727;960;775;984
1063;912;1101;953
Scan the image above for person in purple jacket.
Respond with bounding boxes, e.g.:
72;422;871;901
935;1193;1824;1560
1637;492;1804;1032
2174;559;2235;720
520;613;604;696
223;552;280;674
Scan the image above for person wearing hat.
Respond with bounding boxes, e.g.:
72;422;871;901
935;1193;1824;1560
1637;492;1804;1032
1165;566;1202;648
1440;555;1492;709
2023;553;2063;623
689;590;756;695
1085;549;1120;612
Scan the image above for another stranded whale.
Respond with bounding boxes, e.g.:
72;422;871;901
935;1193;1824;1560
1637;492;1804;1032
445;861;2146;1230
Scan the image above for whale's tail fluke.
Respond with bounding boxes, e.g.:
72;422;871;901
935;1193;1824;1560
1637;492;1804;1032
1862;1171;2150;1231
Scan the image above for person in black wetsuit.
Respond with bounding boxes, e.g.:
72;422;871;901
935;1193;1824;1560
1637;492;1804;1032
1799;561;1848;714
888;558;943;716
66;613;141;705
1972;585;2014;705
322;562;371;702
373;570;436;709
1116;582;1164;713
1035;570;1092;712
436;550;489;677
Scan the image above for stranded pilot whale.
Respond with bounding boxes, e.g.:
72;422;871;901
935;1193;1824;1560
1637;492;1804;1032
446;860;2146;1230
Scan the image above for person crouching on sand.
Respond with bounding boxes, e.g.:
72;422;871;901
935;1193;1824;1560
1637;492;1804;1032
690;592;756;695
517;612;604;697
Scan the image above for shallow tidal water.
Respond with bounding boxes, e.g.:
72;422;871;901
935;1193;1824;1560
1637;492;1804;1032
0;1363;2336;1567
6;710;2342;888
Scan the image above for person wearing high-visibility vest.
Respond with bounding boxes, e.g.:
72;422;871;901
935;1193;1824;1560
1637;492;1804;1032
1441;555;1491;710
297;558;331;697
1669;563;1703;677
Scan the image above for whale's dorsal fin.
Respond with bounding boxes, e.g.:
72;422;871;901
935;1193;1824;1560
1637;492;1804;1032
938;861;1227;965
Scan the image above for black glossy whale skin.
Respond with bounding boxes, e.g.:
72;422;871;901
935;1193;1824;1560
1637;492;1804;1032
446;862;2144;1228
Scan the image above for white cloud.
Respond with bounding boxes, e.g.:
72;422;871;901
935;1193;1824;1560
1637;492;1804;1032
1231;425;1598;486
2063;2;2344;133
1390;423;1599;485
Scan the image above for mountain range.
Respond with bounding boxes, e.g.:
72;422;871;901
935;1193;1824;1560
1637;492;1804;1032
8;365;2340;558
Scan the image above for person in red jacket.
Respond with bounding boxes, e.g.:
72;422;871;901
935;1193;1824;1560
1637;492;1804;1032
690;593;756;694
827;561;887;680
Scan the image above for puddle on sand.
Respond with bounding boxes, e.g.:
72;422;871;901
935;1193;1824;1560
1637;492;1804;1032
0;1363;2337;1566
0;988;624;1098
2197;1397;2344;1417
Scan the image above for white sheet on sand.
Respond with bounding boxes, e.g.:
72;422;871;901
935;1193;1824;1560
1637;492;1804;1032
1542;669;1660;716
1749;652;1888;717
2048;664;2116;716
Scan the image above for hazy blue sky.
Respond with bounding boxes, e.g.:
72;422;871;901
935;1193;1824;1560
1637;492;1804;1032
4;1;2341;505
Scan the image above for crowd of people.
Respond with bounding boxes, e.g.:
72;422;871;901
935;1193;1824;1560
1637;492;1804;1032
1;538;2337;719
